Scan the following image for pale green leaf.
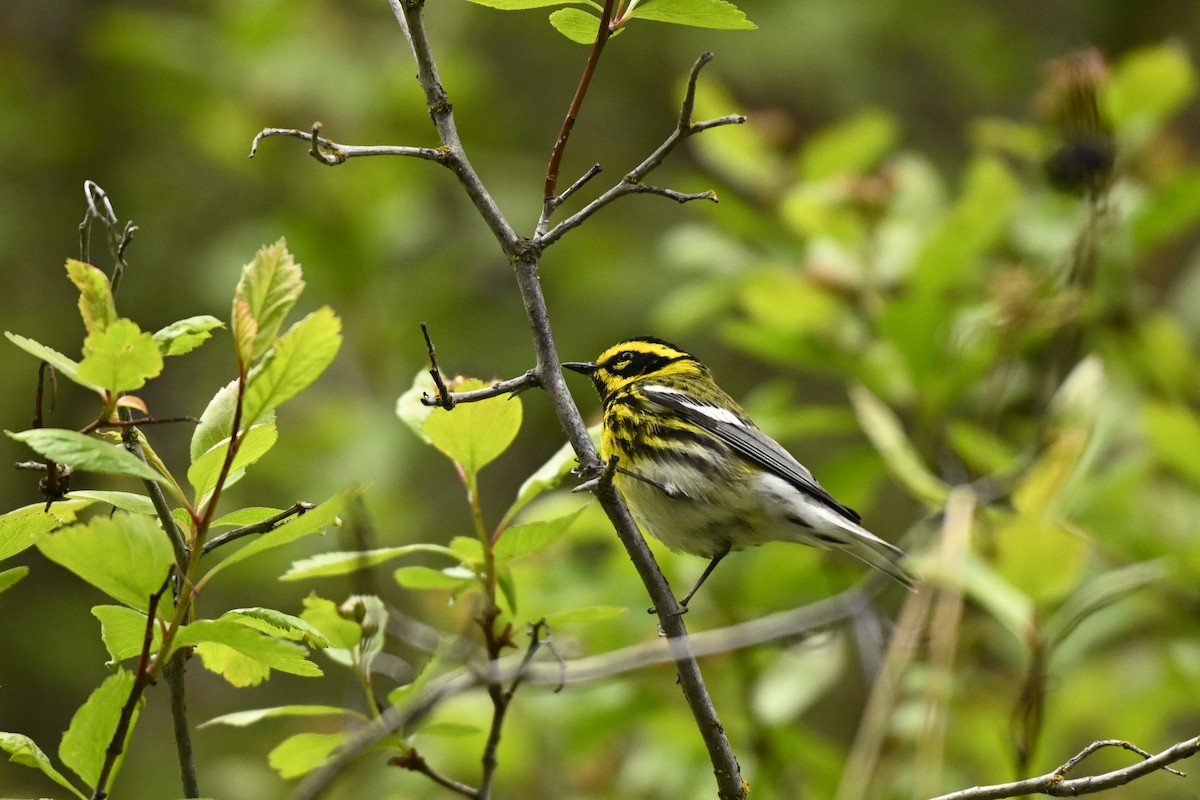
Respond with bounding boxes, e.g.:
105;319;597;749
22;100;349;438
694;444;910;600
191;380;276;462
993;514;1088;605
211;506;285;529
65;259;116;335
77;318;164;393
799;109;898;181
35;513;174;613
232;297;257;370
542;605;628;625
66;490;156;516
201;705;364;729
395;565;473;590
1043;560;1170;651
752;634;844;723
268;732;347;779
59;669;140;791
0;566;29;595
848;384;948;507
503;440;585;524
0;501;86;561
171;619;322;686
153;315;225;357
92;605;161;666
549;8;605;43
0;731;87;799
222;607;331;647
281;544;458;581
1143;401;1200;489
7;428;166;485
961;554;1034;643
1012;429;1088;517
299;595;363;651
233;239;307;365
415;722;482;738
188;423;279;502
395;370;438;443
4;331;100;391
242;307;342;427
632;0;755;29
422;378;522;480
495;507;585;565
1106;44;1197;136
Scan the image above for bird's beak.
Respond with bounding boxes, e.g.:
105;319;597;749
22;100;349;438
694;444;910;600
562;361;598;375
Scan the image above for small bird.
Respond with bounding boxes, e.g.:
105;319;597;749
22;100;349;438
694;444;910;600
564;337;915;607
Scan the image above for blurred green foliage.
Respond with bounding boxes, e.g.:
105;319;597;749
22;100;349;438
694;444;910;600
3;0;1200;798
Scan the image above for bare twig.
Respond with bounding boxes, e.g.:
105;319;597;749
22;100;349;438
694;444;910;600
201;501;315;554
391;750;479;797
925;736;1198;800
249;125;447;165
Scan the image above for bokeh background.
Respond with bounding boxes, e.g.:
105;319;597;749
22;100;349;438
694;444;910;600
3;1;1200;798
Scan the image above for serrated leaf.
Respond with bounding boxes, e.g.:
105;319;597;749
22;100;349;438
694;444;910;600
632;0;756;29
7;428;166;485
0;732;87;799
299;595;363;650
76;318;163;393
422;379;522;481
233;239;306;365
222;607;331;647
35;513;174;613
282;543;459;581
92;605;161;666
65;259;117;335
549;8;605;43
848;385;948;507
268;732;347;779
4;331;100;391
0;566;29;595
542;605;628;625
188;423;279;503
65;490;156;516
503;440;583;524
232;298;257;370
242;307;342;427
191;380;276;462
202;489;355;583
171;619;322;686
153;315;225;357
59;669;140;791
0;502;85;561
395;565;474;590
495;507;585;565
200;705;364;729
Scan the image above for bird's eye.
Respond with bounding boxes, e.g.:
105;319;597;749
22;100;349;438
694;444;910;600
618;351;634;362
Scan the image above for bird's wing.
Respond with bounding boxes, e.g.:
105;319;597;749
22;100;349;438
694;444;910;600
641;385;862;523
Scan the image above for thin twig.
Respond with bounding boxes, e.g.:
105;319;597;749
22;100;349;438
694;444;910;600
925;736;1198;800
248;126;447;165
201;501;315;554
422;371;541;409
391;750;479;797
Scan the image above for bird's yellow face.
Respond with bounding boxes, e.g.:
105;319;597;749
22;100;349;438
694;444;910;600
564;337;709;407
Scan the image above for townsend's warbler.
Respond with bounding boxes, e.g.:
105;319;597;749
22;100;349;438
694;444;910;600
564;337;915;606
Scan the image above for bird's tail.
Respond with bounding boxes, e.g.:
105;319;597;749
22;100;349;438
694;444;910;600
838;524;917;590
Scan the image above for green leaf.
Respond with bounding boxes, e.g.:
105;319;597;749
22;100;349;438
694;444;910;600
242;307;342;427
233;239;306;365
633;0;756;29
1012;429;1088;517
465;0;586;7
92;605;161;666
848;384;948;507
0;566;29;595
187;422;279;502
0;501;85;561
281;543;459;581
5;331;101;391
35;513;174;613
422;378;522;481
1106;44;1197;136
752;634;844;723
1143;401;1200;489
993;514;1088;605
153;315;225;357
0;731;87;799
76;318;164;393
59;669;140;791
1042;560;1170;651
7;428;166;485
396;370;438;443
548;8;605;43
495;507;585;565
268;732;347;779
65;259;117;335
202;488;354;583
191;379;276;462
542;605;628;625
799;109;898;181
299;595;363;650
415;722;482;738
960;554;1034;643
395;565;474;590
66;490;156;516
201;705;365;729
222;607;331;647
171;619;322;686
503;440;586;524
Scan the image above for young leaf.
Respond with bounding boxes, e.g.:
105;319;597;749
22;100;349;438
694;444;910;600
191;379;276;462
188;422;279;503
232;298;258;370
7;428;166;485
281;543;459;581
65;259;117;335
631;0;756;29
0;732;87;800
242;307;342;428
200;705;365;729
549;8;605;43
170;619;322;686
268;732;348;779
299;595;363;651
34;513;174;613
66;490;157;516
92;605;162;666
422;378;522;481
201;488;355;582
153;315;225;357
233;239;307;365
222;607;331;647
502;440;587;528
4;332;101;391
0;566;29;595
848;384;949;507
77;318;164;393
0;501;86;561
395;565;474;590
395;370;438;444
495;506;585;565
59;669;140;792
